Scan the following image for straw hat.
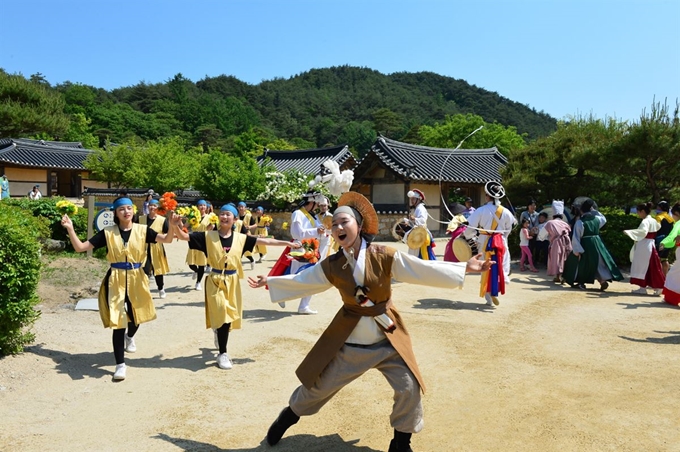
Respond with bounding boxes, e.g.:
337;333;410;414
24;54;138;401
337;192;379;235
406;226;428;250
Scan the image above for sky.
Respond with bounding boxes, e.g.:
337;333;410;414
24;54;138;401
1;0;678;123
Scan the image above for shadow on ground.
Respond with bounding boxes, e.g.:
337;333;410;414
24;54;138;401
153;432;382;451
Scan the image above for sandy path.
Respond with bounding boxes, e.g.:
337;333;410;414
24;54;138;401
1;239;678;452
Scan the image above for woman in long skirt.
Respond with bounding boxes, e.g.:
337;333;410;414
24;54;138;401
660;203;680;305
624;202;666;295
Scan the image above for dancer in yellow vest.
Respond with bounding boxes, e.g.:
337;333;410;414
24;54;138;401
61;197;176;381
186;199;213;290
173;204;300;370
139;199;170;299
236;201;257;270
252;206;270;263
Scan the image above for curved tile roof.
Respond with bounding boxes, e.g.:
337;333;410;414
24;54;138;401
357;136;507;183
0;138;95;170
257;144;356;175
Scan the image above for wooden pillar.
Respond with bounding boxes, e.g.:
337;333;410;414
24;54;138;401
86;195;94;258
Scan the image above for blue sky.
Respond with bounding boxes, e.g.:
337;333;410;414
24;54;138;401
1;0;678;124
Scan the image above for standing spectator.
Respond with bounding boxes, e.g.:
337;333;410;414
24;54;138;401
519;219;538;272
462;196;476;219
0;174;9;199
142;192;154;216
28;185;42;200
537;201;572;284
625;202;666;295
534;212;550;267
520;199;540;263
655;200;675;275
317;196;334;260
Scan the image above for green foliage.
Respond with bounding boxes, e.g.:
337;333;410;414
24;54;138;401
419;113;527;156
63;112;99;149
0;70;70;138
194;149;266;201
3;197;88;246
599;207;642;267
0;204;42;355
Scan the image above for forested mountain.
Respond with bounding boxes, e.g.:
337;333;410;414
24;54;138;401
48;66;556;151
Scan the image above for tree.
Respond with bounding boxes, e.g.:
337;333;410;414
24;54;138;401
63;112;99;149
372;108;402;138
194;149;266;201
338;120;376;157
0;71;69;138
418;113;526;155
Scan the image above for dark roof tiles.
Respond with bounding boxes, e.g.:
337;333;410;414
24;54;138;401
0;138;94;170
257;144;356;175
360;136;507;183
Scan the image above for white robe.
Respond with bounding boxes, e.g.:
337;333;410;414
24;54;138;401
624;216;661;281
464;201;517;280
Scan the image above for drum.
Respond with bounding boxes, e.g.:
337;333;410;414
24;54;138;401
452;237;473;261
321;215;333;230
406;226;428;250
392;219;412;242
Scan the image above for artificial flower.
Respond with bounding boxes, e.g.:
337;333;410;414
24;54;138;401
56;200;78;216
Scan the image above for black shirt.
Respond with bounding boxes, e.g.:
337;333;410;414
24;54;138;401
188;232;257;257
145;216;169;234
88;226;159;251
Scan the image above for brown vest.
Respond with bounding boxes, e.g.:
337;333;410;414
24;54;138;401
295;244;425;392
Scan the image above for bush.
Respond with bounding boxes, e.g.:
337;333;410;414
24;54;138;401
599;207;642;268
0;204;43;355
3;197;89;247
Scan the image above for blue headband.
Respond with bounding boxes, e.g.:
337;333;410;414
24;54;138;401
113;198;133;209
148;199;159;205
237;201;246;207
256;206;264;211
220;204;238;216
197;200;207;206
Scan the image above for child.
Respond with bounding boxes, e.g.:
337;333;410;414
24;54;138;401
519;218;538;272
248;192;491;451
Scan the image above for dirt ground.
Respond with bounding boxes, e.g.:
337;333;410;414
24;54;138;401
1;239;678;452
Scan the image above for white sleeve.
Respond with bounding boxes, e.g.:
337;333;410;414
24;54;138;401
624;220;650;242
592;210;607;228
413;204;428;227
463;209;482;239
290;211;319;240
392;251;466;289
572;220;585;254
266;263;333;303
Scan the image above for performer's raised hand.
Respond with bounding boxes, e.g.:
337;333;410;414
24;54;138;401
248;275;268;288
60;214;73;230
465;254;493;273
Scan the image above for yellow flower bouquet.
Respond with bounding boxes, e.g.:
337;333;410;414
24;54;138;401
56;200;78;216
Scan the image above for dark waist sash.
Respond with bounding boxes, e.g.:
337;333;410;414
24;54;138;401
110;262;142;270
343;299;392;317
645;232;657;239
211;268;237;275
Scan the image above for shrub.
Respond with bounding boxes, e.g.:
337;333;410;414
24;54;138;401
4;197;89;247
0;204;43;355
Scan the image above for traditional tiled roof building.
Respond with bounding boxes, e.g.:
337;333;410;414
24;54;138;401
352;136;507;234
256;144;356;175
0;138;106;197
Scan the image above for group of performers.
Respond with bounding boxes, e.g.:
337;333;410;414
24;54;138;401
59;184;679;452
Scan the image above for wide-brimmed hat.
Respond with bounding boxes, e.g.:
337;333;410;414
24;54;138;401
449;202;466;215
336;192;379;235
484;181;505;199
406;226;428;250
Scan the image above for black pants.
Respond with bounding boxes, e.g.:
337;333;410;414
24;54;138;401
112;300;139;364
216;322;232;354
189;265;205;280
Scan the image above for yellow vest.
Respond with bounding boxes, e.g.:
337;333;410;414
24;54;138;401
139;215;170;275
97;224;156;329
186;214;212;266
203;231;247;330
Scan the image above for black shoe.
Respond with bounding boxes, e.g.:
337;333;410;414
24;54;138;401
388;430;413;452
266;406;299;446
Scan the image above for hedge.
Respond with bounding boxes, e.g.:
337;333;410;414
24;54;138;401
0;204;43;355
